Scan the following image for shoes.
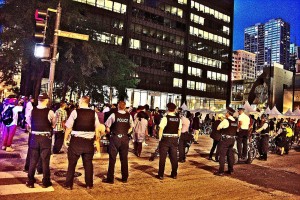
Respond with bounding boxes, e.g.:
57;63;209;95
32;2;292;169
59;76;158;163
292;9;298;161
214;159;219;162
102;178;114;184
208;157;213;160
41;182;52;188
25;181;34;188
1;146;6;150
5;146;14;152
213;171;224;176
63;185;73;190
170;175;177;179
86;186;93;189
178;160;186;163
155;175;164;180
226;170;234;175
121;179;128;183
193;141;199;144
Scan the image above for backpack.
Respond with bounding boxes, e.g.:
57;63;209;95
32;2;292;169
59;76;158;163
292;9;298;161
2;106;14;126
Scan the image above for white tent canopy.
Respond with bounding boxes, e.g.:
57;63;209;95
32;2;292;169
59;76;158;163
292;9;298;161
243;101;256;112
264;107;271;115
284;108;293;116
268;106;282;118
293;107;300;116
180;103;188;111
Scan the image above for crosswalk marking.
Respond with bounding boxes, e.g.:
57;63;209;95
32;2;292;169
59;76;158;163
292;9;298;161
0;171;54;195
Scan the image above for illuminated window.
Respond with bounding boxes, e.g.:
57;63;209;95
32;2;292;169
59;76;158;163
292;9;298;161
174;63;183;73
130;39;141;49
173;78;182;88
187;80;195;90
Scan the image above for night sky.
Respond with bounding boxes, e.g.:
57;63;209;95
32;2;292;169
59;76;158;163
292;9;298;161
234;0;300;50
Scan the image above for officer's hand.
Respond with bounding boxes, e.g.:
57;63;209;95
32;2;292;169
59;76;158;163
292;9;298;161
64;140;69;148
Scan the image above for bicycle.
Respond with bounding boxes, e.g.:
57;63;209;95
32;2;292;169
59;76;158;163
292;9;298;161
199;123;212;135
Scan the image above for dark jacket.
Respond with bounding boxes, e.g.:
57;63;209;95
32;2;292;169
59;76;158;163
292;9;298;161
210;120;222;141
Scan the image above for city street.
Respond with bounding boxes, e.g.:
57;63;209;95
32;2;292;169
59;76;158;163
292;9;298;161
0;128;299;200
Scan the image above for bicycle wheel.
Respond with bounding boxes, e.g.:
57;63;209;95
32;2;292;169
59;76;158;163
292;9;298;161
246;147;257;164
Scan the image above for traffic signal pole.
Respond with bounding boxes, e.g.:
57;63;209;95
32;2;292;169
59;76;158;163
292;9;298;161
48;1;61;105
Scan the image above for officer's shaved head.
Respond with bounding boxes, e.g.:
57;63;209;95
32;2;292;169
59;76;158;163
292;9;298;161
118;101;126;110
80;96;90;104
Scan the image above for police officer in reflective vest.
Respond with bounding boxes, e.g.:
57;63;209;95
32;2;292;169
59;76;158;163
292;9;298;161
256;114;269;160
214;107;237;176
103;101;133;184
63;96;101;190
157;103;182;180
25;93;56;188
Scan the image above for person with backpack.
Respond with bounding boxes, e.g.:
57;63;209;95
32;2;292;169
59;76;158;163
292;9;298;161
1;96;23;152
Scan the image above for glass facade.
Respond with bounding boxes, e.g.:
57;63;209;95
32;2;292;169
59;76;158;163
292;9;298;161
72;0;233;109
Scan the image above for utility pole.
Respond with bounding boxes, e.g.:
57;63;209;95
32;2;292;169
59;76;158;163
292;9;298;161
48;1;61;105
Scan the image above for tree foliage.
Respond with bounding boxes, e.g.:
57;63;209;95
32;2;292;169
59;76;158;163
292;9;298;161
0;0;138;102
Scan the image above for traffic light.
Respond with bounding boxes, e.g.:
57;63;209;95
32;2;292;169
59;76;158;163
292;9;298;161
34;9;48;43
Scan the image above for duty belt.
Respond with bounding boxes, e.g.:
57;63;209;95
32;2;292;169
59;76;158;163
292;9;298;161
31;131;51;137
221;134;235;139
163;133;178;138
71;135;94;140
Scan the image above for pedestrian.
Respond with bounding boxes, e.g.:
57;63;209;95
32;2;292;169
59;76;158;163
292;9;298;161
178;110;191;163
63;96;102;190
133;111;148;157
1;96;23;152
214;107;237;176
156;103;182;180
237;107;250;162
275;123;288;155
192;112;201;144
256;114;269;161
208;114;224;161
25;93;56;188
103;101;134;184
52;102;67;154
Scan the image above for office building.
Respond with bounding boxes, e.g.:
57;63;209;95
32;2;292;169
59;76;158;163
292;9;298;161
71;0;234;110
232;50;256;80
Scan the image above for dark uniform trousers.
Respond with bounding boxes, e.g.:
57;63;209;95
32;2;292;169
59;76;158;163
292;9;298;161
178;132;190;161
27;134;52;185
218;138;235;173
107;134;129;182
53;131;65;154
237;130;249;158
158;137;178;177
25;133;42;173
65;136;94;187
258;135;269;158
209;140;220;160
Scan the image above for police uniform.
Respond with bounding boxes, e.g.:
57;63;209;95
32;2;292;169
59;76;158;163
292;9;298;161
237;108;250;160
104;110;133;183
256;120;269;160
215;107;237;176
64;108;101;189
157;105;182;179
26;93;55;188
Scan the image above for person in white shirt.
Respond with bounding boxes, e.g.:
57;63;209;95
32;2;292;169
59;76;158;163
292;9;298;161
178;111;191;163
1;97;23;152
237;108;250;161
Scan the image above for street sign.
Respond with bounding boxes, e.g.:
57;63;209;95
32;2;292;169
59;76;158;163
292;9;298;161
56;30;89;41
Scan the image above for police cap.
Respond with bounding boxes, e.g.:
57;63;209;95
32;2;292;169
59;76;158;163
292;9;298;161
226;107;235;115
38;93;49;100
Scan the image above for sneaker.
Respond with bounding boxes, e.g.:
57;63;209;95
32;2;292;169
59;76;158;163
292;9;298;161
6;146;14;152
1;146;6;150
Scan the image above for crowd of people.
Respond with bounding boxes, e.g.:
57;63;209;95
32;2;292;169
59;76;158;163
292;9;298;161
0;94;299;188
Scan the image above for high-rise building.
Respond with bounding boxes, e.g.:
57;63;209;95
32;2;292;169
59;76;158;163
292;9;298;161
244;23;264;75
71;0;234;110
244;18;290;75
232;50;256;80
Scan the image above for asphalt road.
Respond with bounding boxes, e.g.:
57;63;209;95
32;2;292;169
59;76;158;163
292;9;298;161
0;128;299;200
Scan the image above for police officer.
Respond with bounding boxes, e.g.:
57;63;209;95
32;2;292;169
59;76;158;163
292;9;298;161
157;103;182;180
103;101;133;184
214;107;237;176
63;96;102;190
178;111;191;163
237;107;250;162
256;114;269;160
25;93;56;188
